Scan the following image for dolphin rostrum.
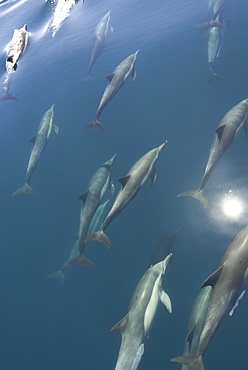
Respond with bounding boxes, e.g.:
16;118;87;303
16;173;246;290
149;225;183;266
47;155;116;282
177;98;248;207
85;142;167;248
83;11;113;81
172;223;248;370
83;50;139;131
0;24;29;101
111;253;172;370
181;286;212;370
12;104;58;196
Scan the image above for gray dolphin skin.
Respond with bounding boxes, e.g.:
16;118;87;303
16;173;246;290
172;223;248;370
207;14;223;83
85;142;167;248
12;104;58;196
202;0;226;29
84;11;113;81
177;98;248;208
87;199;110;235
47;155;116;282
77;154;116;255
149;225;183;266
83;50;139;131
181;286;212;370
111;254;172;370
0;24;29;101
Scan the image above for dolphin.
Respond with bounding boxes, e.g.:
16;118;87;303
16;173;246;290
111;253;172;370
202;0;227;29
48;155;116;282
87;199;110;235
12;104;58;196
83;50;139;131
77;154;116;255
181;286;212;370
172;223;248;370
149;225;183;266
85;142;167;248
177;98;248;207
49;0;80;37
207;14;223;83
83;11;113;81
0;24;29;101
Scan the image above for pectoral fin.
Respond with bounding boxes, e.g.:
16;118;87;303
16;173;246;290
150;168;157;186
229;290;245;316
132;68;137;81
160;289;172;313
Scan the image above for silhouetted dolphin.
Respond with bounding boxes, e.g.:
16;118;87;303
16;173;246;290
85;142;167;248
111;254;172;370
83;11;113;80
84;50;139;131
177;98;248;207
12;104;58;196
172;223;248;369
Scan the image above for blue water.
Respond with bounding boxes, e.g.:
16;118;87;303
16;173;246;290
1;0;248;369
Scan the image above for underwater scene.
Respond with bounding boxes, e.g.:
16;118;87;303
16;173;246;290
1;0;248;369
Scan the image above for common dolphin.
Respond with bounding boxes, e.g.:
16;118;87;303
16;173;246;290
85;142;167;248
177;98;248;207
0;24;29;101
83;50;139;131
207;14;223;83
111;254;172;370
202;0;227;29
48;0;80;37
77;154;116;255
181;286;212;370
172;223;248;370
83;11;113;81
87;199;110;235
149;225;183;266
48;155;116;282
12;104;58;196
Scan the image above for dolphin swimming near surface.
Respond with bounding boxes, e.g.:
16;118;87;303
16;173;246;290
172;223;248;370
87;199;110;235
77;154;116;255
48;156;116;281
83;50;139;131
12;104;58;196
207;14;223;83
0;24;29;101
111;254;172;370
202;0;227;29
83;11;113;81
177;98;248;208
149;225;183;266
181;286;212;370
85;142;167;248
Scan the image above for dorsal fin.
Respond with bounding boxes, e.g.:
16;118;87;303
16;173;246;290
201;263;224;288
106;73;115;82
215;125;226;143
29;135;37;145
118;175;130;189
78;190;89;204
110;313;129;334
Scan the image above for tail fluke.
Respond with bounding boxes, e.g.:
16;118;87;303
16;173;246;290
171;355;204;370
0;93;17;101
85;230;110;249
76;254;94;268
47;270;65;283
208;73;223;83
11;183;33;197
201;20;224;30
81;75;93;82
83;120;104;132
177;189;208;208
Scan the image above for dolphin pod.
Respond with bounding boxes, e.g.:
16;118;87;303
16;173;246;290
83;50;139;131
85;141;167;248
172;223;248;370
177;98;248;207
12;104;58;196
111;254;172;370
